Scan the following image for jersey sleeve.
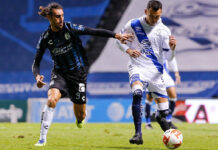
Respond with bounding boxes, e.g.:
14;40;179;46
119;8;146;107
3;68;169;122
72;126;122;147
167;57;179;72
162;27;171;50
116;20;134;53
161;27;175;60
32;34;47;78
70;23;116;38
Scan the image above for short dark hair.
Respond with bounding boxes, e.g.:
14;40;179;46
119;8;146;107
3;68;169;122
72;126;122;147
38;2;63;17
147;0;162;11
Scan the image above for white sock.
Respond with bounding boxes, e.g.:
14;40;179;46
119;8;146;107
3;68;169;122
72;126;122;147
39;105;54;141
156;101;169;111
169;98;177;102
146;100;152;105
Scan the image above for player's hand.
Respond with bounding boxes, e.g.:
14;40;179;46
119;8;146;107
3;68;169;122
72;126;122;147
169;35;176;51
175;71;181;85
115;33;133;44
36;75;46;88
126;49;141;58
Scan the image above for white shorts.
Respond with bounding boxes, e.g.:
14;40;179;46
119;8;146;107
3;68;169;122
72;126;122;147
163;69;175;88
129;67;168;99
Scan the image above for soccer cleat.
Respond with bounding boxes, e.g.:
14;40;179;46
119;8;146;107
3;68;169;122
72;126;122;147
129;133;143;145
34;139;46;146
169;122;178;129
156;116;170;131
145;124;153;130
76;120;85;128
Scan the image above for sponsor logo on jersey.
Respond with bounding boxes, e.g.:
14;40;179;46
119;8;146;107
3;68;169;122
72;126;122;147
48;40;53;45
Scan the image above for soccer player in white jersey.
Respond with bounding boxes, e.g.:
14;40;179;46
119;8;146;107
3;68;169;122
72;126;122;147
145;57;181;130
116;0;176;145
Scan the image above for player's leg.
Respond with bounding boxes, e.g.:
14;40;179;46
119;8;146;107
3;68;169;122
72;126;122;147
69;79;87;128
155;97;170;131
35;88;61;146
166;87;177;129
162;70;177;128
129;80;143;145
148;74;170;132
145;94;153;129
74;103;86;128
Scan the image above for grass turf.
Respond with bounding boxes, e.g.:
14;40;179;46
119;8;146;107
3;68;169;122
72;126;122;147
0;123;218;150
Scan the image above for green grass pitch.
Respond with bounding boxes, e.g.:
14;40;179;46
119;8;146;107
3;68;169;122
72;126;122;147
0;123;218;150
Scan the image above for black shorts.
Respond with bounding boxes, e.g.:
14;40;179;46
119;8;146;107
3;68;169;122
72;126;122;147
49;68;87;104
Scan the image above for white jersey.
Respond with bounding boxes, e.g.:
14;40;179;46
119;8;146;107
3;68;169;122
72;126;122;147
116;15;174;75
164;57;178;73
116;15;175;98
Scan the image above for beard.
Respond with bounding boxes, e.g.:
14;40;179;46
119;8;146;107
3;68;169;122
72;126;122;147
54;22;63;30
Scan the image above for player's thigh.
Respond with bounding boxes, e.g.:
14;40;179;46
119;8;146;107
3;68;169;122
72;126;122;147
148;77;168;100
47;88;62;107
155;97;168;104
49;69;69;98
166;87;177;98
163;71;175;88
146;93;153;102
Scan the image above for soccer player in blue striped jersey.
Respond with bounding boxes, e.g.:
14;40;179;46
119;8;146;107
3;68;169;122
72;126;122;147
116;0;176;145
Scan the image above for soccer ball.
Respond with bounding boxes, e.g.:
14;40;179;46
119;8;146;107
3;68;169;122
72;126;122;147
162;129;183;149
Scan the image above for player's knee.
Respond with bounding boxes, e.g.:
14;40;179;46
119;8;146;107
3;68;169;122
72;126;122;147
132;84;143;97
132;85;143;104
147;94;153;102
47;98;58;108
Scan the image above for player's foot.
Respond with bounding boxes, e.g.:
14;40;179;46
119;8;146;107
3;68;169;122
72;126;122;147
76;119;85;128
169;122;177;129
129;133;143;145
35;139;46;146
145;124;153;130
156;116;170;131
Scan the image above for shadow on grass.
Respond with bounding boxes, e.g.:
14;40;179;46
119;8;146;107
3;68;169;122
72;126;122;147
91;146;209;150
93;146;163;150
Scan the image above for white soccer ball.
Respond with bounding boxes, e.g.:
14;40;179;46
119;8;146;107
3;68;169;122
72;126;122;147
162;129;183;149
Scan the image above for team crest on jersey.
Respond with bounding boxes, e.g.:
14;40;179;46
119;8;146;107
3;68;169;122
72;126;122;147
65;32;71;40
79;83;85;92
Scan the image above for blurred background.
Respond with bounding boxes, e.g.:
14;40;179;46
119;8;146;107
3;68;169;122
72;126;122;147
0;0;218;124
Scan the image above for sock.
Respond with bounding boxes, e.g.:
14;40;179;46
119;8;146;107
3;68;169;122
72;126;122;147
39;105;54;141
132;87;143;135
145;101;152;124
155;102;170;131
166;99;176;121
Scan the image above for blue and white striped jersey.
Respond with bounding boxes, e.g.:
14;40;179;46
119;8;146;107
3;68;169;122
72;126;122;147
117;15;174;74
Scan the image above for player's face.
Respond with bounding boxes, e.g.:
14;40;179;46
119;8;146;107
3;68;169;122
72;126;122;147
49;9;64;31
145;8;162;26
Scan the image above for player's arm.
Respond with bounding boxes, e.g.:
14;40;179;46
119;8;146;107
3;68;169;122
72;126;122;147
116;21;140;58
162;28;176;60
168;57;181;84
32;35;47;88
70;24;132;43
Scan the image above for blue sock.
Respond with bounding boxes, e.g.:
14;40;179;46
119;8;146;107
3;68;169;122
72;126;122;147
167;101;175;121
132;89;142;135
145;102;151;124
